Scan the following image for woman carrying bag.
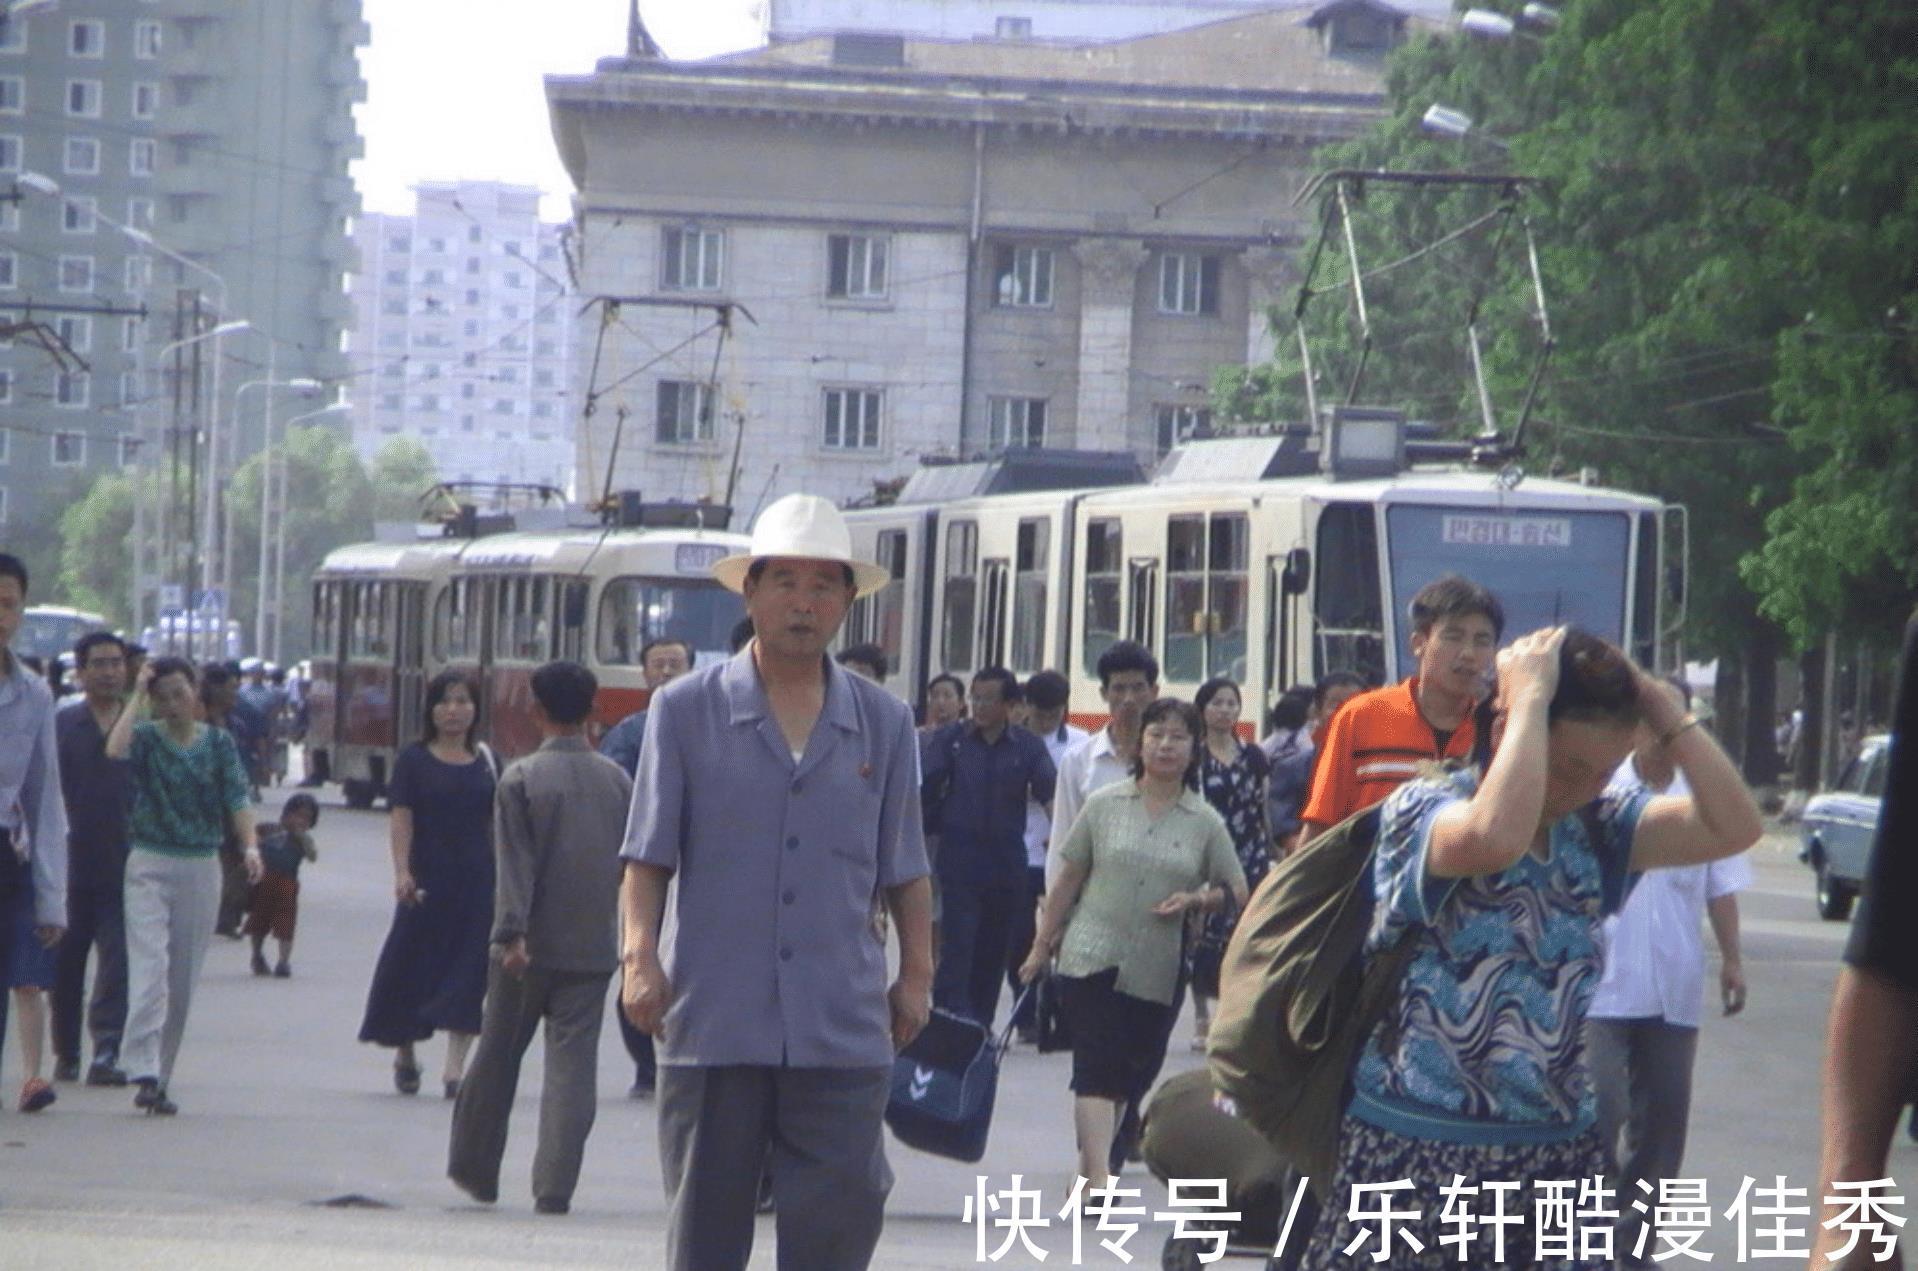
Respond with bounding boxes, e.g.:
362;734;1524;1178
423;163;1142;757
1018;697;1247;1189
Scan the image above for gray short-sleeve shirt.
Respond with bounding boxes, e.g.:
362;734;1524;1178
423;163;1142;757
623;649;930;1068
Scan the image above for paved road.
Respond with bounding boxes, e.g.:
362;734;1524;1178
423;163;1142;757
2;784;1911;1268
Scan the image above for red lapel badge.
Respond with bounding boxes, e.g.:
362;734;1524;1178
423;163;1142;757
859;762;874;780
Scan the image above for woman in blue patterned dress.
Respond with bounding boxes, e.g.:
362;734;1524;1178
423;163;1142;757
1187;677;1272;1049
358;671;495;1099
1300;628;1763;1269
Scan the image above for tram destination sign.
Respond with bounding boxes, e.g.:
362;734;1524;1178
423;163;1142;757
675;543;731;575
1441;514;1574;549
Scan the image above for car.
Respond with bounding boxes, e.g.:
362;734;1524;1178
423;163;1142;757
1798;733;1890;921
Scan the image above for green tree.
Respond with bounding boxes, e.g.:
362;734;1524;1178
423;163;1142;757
56;471;137;628
368;436;438;524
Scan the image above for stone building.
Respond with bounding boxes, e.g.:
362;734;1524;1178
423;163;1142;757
349;182;576;496
546;2;1428;514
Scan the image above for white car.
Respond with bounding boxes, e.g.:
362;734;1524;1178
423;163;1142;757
1797;733;1890;920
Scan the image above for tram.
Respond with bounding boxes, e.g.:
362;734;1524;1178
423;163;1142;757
846;422;1687;732
308;512;747;808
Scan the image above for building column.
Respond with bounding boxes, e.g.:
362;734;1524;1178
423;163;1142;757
1070;239;1148;451
1244;246;1298;368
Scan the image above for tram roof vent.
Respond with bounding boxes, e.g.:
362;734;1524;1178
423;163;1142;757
891;449;1144;504
1155;429;1318;484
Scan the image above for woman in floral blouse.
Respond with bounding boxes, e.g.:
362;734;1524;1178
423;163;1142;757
1188;677;1273;1049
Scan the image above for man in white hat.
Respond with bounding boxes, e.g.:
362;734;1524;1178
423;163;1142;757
619;493;933;1271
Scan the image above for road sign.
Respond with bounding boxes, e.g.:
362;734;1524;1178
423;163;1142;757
159;584;185;611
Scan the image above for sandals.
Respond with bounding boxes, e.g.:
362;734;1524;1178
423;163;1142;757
394;1057;422;1096
19;1077;56;1113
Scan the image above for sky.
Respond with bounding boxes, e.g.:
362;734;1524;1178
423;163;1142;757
351;1;765;222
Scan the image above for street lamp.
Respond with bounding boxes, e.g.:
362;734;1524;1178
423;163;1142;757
236;376;323;652
154;319;249;655
1461;4;1558;38
1421;103;1512;153
266;401;349;662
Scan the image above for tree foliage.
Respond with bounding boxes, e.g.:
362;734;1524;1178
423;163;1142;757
56;472;137;628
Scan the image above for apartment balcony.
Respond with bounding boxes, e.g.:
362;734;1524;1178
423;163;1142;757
153;99;225;139
163;41;224;80
152;161;219;200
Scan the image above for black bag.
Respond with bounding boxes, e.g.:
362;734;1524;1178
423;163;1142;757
885;989;1029;1163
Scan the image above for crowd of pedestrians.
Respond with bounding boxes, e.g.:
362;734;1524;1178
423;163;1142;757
3;507;1913;1271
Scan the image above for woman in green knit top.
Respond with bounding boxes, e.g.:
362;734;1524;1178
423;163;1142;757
106;656;259;1115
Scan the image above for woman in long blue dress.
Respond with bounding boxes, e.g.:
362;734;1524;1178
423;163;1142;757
358;672;495;1099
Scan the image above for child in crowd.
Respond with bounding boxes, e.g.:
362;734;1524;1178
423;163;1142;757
247;794;319;978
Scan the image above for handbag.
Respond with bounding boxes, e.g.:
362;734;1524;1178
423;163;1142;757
885;987;1031;1163
1034;971;1073;1054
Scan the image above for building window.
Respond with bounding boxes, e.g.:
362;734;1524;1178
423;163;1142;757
122;316;140;351
533;401;553;419
533;368;555;388
418;394;440;411
69;20;106;57
64;136;100;175
505;271;523;288
120;370;140;406
492;399;514;415
827;234;888;300
129;138;156;176
387;233;411;252
0;77;22;114
988;396;1047;449
62;195;97;233
466;225;482;244
1159;251;1221;316
465;257;480;275
0;488;7;522
655;379;713;444
0;18;23;53
379;392;402;410
993;245;1053;308
119;435;140;467
660;226;723;292
0;251;13;290
53;432;85;466
66;80;103;118
125;197;154;230
822;388;882;450
125;256;151;290
58;256;95;293
1155;404;1212;455
380;298;406;316
0;135;19;173
995;15;1033;38
0;369;11;403
56;373;90;409
56;315;91;353
134;21;162;59
132;82;160;120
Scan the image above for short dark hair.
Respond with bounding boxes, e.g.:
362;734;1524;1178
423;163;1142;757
147;655;197;690
926;672;964;700
420;670;479;750
1129;697;1204;788
728;617;755;653
201;662;234;689
531;659;598;726
639;638;694;669
1193;677;1242;717
0;553;27;595
1267;685;1315;734
281;792;320;826
1314;670;1368;709
75;631;126;666
744;558;855;590
1408;575;1505;641
1548;629;1642;728
971;666;1019;704
1023;670;1070;713
1096;640;1159;690
836;643;888;679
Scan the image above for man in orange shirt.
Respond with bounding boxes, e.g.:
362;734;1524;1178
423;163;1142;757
1299;575;1503;844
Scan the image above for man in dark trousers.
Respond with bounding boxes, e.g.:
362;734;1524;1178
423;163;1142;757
922;665;1055;1029
448;660;632;1215
53;631;133;1086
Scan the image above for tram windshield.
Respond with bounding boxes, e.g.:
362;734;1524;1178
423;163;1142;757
18;608;109;663
1384;504;1632;681
595;577;745;669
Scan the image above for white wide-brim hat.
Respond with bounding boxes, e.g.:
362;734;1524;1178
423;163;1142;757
711;493;892;599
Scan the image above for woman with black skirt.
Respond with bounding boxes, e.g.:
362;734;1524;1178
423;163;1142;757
1187;677;1273;1050
1019;697;1248;1188
358;671;495;1099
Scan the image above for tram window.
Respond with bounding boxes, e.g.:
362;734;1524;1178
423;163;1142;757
434;578;475;662
594;577;742;664
494;578;520;661
847;529;909;669
312;582;338;656
1165;515;1207;682
1631;511;1658;669
349;581;391;659
941;520;978;675
1208;513;1249;680
1081;519;1122;676
1313;503;1385;684
558;581;588;661
1011;518;1049;674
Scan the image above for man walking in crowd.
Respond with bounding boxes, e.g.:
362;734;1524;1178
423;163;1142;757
835;643;887;682
1049;641;1160;884
921;666;1055;1028
620;493;932;1271
1813;610;1918;1271
0;553;69;1094
1299;575;1501;843
597;635;693;1101
1587;678;1750;1266
53;631;133;1086
450;660;632;1215
1006;670;1085;1042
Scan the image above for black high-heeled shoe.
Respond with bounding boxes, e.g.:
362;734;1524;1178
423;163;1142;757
393;1057;422;1096
133;1078;177;1116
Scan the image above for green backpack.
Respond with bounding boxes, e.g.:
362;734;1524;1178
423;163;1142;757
1204;800;1411;1195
